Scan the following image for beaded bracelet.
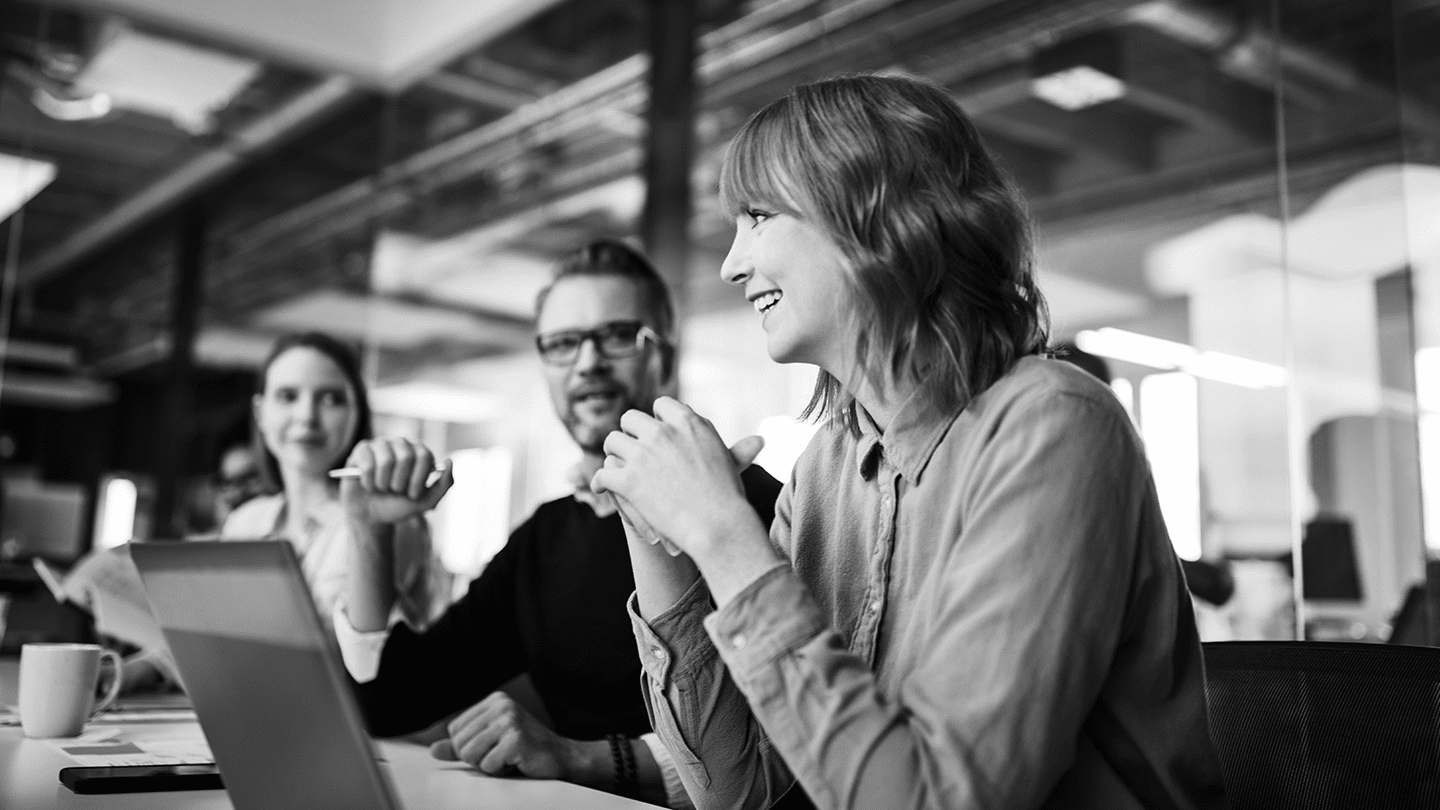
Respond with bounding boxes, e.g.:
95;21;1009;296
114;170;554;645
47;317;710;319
606;733;639;799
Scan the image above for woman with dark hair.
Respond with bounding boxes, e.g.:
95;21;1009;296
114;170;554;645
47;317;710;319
594;75;1225;809
222;332;449;631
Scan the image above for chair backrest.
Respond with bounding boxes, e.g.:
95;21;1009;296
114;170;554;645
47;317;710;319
1203;641;1440;810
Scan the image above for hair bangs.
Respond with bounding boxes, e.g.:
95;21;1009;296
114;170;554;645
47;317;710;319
718;103;808;219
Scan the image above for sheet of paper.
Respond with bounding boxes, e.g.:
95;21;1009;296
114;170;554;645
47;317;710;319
92;708;199;723
47;726;214;767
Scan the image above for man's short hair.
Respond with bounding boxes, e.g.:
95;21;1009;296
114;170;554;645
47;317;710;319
535;238;676;340
534;239;677;374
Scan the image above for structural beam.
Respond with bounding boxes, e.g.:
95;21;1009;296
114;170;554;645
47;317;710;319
640;0;699;325
152;210;206;537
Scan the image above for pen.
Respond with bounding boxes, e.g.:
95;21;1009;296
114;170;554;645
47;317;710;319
328;467;447;485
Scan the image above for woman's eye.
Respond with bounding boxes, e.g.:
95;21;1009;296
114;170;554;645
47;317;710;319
273;389;298;403
744;208;773;227
319;391;349;407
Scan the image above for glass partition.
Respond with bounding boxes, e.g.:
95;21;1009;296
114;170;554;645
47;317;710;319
1394;0;1440;644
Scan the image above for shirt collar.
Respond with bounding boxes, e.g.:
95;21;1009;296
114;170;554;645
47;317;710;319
568;454;619;518
853;386;959;483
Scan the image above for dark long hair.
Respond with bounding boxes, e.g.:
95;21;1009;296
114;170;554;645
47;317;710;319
719;73;1049;430
252;332;373;494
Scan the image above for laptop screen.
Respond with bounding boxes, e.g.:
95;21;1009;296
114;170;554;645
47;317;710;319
132;540;400;810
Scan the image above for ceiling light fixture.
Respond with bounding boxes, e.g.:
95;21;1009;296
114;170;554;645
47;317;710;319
1075;327;1287;389
30;87;112;122
1030;64;1126;111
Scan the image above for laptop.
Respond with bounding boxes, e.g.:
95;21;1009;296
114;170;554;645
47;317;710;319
131;540;402;810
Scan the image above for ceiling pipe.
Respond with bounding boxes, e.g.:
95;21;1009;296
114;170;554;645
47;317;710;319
1127;0;1440;132
215;0;1154;268
19;75;360;286
215;0;846;262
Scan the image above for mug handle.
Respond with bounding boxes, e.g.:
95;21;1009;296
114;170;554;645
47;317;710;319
90;649;125;718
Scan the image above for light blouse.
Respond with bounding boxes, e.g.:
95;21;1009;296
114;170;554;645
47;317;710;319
221;492;449;632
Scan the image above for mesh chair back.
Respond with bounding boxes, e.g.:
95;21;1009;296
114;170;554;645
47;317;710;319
1204;641;1440;810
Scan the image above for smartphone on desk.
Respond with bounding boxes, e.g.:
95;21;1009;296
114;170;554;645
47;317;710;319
59;763;224;793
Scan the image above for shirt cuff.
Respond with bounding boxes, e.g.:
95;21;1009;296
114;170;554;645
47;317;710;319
640;732;694;810
702;564;827;680
332;602;390;683
626;577;716;689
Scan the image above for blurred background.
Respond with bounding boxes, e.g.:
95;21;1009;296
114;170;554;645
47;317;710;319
0;0;1436;647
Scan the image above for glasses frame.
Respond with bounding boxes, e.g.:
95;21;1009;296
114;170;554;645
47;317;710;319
534;320;665;367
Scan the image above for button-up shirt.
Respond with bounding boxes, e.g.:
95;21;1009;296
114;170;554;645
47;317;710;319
629;356;1227;810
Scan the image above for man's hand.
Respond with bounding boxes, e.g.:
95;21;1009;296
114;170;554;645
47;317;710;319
430;692;588;781
340;437;453;526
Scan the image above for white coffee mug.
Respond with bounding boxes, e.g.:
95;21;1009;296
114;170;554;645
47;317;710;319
18;643;123;738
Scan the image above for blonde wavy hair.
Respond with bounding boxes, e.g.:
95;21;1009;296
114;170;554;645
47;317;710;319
719;73;1050;430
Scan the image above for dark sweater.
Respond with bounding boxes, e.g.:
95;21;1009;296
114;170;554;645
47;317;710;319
355;465;784;741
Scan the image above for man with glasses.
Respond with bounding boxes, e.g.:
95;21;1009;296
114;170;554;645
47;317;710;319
335;239;782;808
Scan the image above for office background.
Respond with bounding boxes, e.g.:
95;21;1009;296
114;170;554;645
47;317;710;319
0;0;1436;645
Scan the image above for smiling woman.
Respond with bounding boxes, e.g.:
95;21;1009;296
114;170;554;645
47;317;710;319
221;332;451;633
596;73;1227;810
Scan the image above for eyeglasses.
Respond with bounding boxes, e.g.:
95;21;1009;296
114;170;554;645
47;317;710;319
534;320;664;366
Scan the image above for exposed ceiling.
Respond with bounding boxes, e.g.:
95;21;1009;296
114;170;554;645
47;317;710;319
56;0;571;89
2;0;1438;392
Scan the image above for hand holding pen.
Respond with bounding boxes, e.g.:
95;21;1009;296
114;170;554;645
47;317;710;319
335;437;454;525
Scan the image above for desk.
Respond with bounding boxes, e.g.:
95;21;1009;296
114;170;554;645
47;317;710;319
1;658;658;809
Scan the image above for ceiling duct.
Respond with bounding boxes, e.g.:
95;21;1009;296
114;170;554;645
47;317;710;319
1127;0;1440;131
19;75;359;286
212;0;1157;273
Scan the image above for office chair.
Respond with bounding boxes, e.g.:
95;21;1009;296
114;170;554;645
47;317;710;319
1203;641;1440;809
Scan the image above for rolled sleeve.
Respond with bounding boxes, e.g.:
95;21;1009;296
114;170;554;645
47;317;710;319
628;568;803;809
333;602;391;683
628;576;717;689
703;564;825;683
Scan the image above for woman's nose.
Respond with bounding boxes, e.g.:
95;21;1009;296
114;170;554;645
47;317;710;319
720;230;751;286
299;394;322;423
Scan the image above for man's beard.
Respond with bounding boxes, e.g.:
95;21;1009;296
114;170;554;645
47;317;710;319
563;393;636;455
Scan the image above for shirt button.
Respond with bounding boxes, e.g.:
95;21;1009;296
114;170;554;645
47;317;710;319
731;634;747;649
868;601;880;615
650;646;666;661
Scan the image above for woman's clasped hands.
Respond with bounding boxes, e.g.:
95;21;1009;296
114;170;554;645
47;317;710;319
592;397;779;603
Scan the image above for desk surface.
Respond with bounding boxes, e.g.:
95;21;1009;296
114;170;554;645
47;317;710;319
1;658;658;809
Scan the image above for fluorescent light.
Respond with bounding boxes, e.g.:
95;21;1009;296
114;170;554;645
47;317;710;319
1140;373;1202;561
0;152;56;222
1075;327;1288;389
1076;327;1193;370
1031;65;1126;111
1183;350;1288;389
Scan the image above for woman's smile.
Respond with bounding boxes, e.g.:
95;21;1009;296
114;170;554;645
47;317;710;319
255;346;360;478
752;290;783;315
